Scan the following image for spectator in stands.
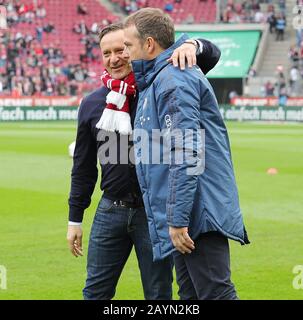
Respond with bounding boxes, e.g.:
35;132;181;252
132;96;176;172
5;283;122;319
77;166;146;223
11;75;23;96
80;42;89;61
26;53;37;68
254;9;265;24
250;0;260;11
101;18;112;27
36;3;47;19
267;12;277;34
79;20;89;35
43;22;55;34
164;2;174;13
36;22;44;42
183;13;194;24
69;79;78;95
77;2;88;15
296;28;302;48
91;22;99;34
222;5;233;23
278;86;288;106
22;77;34;96
123;0;138;14
229;90;238;101
73;64;88;82
246;67;257;85
25;33;34;47
300;41;303;60
84;38;95;61
288;45;300;68
6;4;19;26
278;0;286;15
0;74;8;94
275;64;286;97
57;78;68;96
276;13;286;41
0;44;6;68
264;80;274;96
289;66;301;96
248;67;257;77
45;79;54;96
18;3;34;24
72;23;82;34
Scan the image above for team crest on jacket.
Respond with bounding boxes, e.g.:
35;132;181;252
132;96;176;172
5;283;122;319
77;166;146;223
164;114;172;129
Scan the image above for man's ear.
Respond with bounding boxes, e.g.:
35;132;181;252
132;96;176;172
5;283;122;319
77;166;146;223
146;37;156;54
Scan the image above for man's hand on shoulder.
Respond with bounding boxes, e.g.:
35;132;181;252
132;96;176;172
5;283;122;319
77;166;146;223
67;225;83;257
167;40;198;70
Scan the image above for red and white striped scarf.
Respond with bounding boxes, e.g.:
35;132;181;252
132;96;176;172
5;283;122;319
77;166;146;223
96;70;136;135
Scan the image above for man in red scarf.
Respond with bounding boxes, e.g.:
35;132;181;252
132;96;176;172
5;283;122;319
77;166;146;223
67;22;221;300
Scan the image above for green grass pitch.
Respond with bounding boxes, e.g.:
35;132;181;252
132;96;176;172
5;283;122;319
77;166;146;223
0;121;302;299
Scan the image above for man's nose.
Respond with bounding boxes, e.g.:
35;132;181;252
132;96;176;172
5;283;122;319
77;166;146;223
110;54;120;64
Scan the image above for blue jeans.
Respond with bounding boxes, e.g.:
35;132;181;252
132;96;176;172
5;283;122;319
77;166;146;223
83;196;173;300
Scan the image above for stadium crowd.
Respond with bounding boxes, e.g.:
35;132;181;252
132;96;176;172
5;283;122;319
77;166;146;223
0;29;95;96
110;0;216;24
258;0;303;98
0;0;300;98
221;0;287;43
0;0;103;96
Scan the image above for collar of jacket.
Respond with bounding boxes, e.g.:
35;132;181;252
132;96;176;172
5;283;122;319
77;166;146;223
131;34;189;91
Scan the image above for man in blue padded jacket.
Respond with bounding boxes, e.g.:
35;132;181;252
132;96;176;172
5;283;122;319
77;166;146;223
124;8;249;300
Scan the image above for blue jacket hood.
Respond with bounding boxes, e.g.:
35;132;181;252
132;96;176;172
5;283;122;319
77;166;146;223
132;34;189;91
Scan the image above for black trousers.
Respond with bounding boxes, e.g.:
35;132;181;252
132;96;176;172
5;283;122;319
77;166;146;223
276;29;284;41
173;232;238;300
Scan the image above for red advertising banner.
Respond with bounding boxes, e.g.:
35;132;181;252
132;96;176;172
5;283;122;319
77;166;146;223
0;96;82;107
231;97;303;107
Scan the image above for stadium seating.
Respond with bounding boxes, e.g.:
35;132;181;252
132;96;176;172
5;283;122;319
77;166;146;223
147;0;216;23
9;0;120;78
3;0;296;99
114;0;216;24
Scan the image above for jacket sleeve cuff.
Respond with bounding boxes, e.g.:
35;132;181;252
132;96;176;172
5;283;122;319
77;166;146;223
167;221;189;228
167;212;190;228
68;207;84;223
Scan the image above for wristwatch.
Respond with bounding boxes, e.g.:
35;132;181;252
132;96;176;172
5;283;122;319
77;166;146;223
185;39;198;49
185;39;202;54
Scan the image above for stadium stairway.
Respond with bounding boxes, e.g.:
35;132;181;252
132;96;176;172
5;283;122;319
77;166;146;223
97;0;126;19
246;0;297;96
257;34;293;77
258;0;296;77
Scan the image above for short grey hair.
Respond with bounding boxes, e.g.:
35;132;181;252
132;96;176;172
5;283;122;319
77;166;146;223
98;22;124;43
124;8;175;49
